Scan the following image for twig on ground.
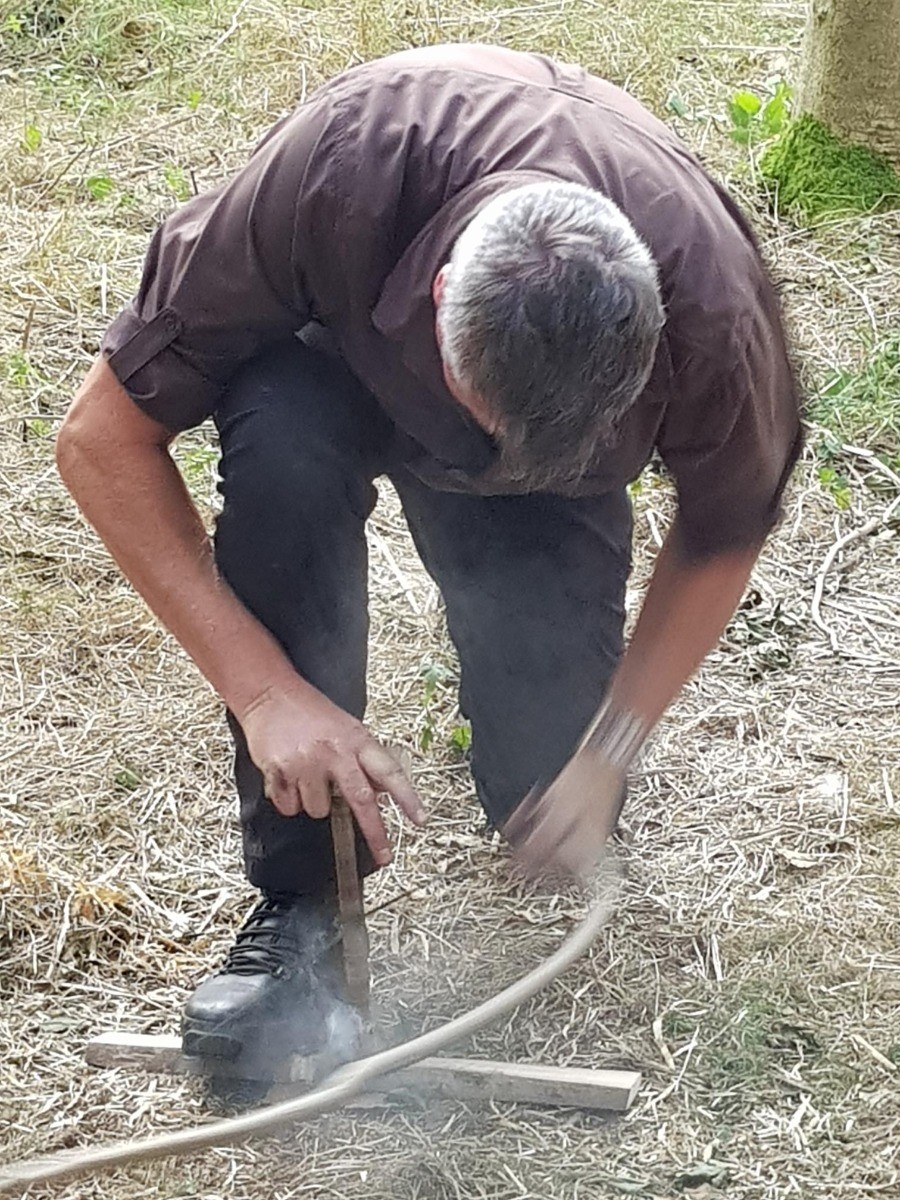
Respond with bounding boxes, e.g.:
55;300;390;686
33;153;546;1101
810;495;900;650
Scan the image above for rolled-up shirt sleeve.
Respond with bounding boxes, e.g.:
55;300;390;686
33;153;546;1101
657;275;803;561
101;118;311;432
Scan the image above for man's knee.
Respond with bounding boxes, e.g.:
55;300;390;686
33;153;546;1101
213;339;384;548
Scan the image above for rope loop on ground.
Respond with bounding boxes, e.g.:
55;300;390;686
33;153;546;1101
0;876;618;1195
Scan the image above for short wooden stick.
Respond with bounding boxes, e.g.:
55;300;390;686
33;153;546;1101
330;797;371;1013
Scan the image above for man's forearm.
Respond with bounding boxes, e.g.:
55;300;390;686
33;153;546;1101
57;360;305;721
57;358;425;857
607;518;762;730
503;521;763;877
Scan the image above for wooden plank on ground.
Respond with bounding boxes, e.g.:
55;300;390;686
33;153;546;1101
381;1056;641;1113
85;1032;325;1084
86;1033;641;1111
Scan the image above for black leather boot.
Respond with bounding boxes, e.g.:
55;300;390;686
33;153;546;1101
182;892;344;1065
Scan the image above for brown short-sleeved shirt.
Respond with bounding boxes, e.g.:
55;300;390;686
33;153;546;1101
102;44;802;557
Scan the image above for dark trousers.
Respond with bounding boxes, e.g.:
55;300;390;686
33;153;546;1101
213;339;632;897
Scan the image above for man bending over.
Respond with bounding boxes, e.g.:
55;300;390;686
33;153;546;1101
57;44;801;1065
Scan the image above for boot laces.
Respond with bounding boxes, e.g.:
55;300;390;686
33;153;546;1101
219;894;335;979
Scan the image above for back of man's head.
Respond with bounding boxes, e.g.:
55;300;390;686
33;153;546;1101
437;180;665;490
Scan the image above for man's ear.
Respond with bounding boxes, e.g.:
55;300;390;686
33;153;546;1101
432;263;451;308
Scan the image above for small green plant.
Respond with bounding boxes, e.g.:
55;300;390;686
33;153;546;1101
665;92;689;119
728;82;791;147
816;465;853;511
163;163;192;202
24;418;51;440
178;442;218;486
114;765;142;793
22;123;43;151
3;350;32;387
85;174;115;201
661;1010;697;1040
448;722;472;756
418;662;452;752
704;988;817;1100
186;88;202;111
707;995;777;1089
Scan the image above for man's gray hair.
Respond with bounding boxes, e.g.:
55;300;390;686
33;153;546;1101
438;180;665;490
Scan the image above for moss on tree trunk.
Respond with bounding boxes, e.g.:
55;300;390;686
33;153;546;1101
761;0;900;217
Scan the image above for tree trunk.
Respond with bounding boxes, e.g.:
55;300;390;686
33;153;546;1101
799;0;900;169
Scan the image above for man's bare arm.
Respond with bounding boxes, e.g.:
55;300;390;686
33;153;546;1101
607;518;761;727
58;360;299;716
505;518;761;876
56;358;425;862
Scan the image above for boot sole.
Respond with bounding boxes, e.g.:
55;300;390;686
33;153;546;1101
182;1009;330;1075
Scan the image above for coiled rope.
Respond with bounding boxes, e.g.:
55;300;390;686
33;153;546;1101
0;880;616;1194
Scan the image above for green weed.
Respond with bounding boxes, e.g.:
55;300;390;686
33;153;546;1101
24;418;51;440
448;721;472;756
417;663;470;755
727;81;791;148
762;113;900;219
113;765;142;793
661;1010;697;1040
2;350;33;387
707;994;779;1089
162;164;192;203
665;92;690;119
174;441;219;502
417;661;452;752
85;174;115;201
816;464;853;510
811;337;900;470
22;122;42;151
704;987;819;1100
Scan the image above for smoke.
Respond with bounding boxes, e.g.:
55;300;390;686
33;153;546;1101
263;901;372;1074
323;995;369;1064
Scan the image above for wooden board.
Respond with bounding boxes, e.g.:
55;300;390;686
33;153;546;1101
85;1032;329;1085
380;1056;641;1113
86;1033;641;1112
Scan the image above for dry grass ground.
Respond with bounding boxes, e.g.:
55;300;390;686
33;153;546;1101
1;1;899;1196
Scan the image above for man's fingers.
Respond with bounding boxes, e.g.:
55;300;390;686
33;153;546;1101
358;742;427;827
515;803;608;880
300;774;331;820
334;765;392;866
544;811;605;878
265;767;302;817
503;750;622;881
